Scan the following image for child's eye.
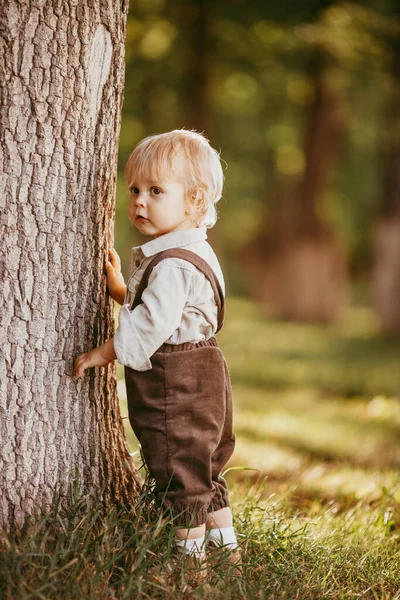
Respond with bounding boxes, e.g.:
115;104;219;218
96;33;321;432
129;186;162;196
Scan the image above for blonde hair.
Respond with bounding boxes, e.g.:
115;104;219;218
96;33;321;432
124;129;225;228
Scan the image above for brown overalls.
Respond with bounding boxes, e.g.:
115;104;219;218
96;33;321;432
124;248;235;527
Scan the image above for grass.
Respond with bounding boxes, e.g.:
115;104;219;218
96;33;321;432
2;298;400;599
218;298;400;397
1;479;399;599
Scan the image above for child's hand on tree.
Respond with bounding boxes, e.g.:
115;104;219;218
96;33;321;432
74;338;117;378
106;248;127;305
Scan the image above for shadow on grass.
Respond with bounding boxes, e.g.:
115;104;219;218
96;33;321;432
270;334;400;365
220;299;400;396
234;422;400;469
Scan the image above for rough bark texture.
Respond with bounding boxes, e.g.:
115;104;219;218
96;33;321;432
241;52;349;323
0;0;140;531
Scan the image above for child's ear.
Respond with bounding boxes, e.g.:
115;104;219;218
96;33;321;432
191;189;204;210
186;189;205;224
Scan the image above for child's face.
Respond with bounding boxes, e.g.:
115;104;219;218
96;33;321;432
128;152;195;238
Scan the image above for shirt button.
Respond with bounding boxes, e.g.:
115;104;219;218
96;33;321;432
135;260;141;267
135;284;139;291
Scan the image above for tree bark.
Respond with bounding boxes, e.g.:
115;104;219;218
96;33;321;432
0;0;140;532
241;51;349;323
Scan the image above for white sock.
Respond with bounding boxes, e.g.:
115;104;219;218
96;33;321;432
176;534;206;559
207;526;238;550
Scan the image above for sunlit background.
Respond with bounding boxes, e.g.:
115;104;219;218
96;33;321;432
115;0;400;513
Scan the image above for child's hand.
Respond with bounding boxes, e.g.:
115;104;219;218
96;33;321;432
74;339;117;378
105;248;127;305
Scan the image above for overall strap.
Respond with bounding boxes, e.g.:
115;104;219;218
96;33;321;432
130;248;225;333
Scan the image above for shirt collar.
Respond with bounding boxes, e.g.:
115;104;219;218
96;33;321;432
132;227;207;258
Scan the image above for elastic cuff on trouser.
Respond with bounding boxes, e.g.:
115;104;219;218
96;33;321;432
156;474;231;527
207;491;230;513
167;496;231;528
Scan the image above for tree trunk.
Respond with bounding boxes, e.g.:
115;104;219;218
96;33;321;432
372;215;400;334
371;54;400;335
0;0;140;532
241;51;349;323
181;0;222;252
183;0;209;135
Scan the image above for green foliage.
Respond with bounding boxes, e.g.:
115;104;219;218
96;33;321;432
117;1;400;292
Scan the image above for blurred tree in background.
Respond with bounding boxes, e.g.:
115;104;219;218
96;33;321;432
116;0;400;330
371;30;400;333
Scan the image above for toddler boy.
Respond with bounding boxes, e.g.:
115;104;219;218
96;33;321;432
74;129;239;577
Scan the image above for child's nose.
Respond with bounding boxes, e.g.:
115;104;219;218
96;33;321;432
135;193;147;207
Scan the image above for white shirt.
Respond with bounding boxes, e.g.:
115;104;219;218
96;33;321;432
113;227;225;372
